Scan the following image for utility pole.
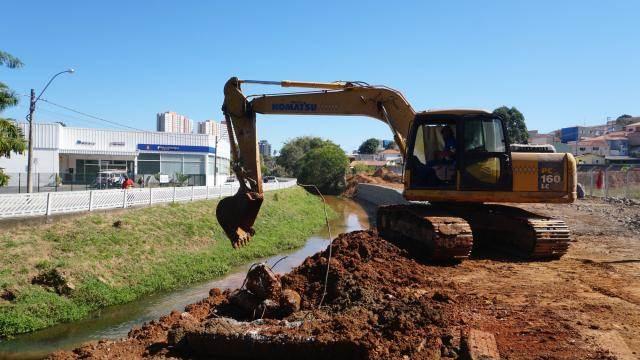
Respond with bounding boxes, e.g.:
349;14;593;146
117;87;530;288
27;89;36;193
24;69;75;193
213;136;218;186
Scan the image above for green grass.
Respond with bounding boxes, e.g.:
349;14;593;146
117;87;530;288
0;187;334;337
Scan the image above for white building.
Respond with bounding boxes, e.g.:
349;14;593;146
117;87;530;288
0;123;231;188
157;111;193;133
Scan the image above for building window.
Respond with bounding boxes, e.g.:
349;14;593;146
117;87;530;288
138;160;160;174
579;147;586;151
592;147;599;151
138;153;207;179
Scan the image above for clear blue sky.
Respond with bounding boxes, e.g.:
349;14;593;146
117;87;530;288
2;0;639;152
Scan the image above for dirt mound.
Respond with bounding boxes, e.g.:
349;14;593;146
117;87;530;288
372;167;403;183
343;168;402;197
52;230;608;359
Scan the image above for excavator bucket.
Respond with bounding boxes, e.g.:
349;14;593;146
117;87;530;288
216;190;264;248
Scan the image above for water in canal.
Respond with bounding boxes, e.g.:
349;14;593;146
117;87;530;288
0;196;374;359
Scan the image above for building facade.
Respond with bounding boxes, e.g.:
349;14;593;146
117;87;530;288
197;120;228;140
0;123;231;188
157;111;193;133
258;140;272;157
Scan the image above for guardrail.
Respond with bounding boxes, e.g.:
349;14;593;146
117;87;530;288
0;179;297;219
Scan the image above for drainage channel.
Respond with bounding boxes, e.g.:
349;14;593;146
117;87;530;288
0;196;374;359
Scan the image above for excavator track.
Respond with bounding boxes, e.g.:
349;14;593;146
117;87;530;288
439;203;572;260
527;218;571;259
377;203;571;261
377;204;473;261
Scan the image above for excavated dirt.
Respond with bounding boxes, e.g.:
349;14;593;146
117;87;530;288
51;198;640;359
344;169;403;197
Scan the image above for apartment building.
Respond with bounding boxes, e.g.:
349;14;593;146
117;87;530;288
157;111;193;133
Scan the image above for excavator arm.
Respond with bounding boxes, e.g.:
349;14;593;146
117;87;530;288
217;77;416;247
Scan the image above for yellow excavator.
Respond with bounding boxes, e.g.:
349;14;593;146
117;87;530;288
217;77;576;260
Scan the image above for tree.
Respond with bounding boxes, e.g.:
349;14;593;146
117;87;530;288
384;141;397;150
276;136;336;176
616;114;634;126
358;138;380;154
297;143;349;194
493;106;528;144
261;153;287;177
0;51;26;186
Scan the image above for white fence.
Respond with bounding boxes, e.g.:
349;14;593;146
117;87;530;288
0;179;297;219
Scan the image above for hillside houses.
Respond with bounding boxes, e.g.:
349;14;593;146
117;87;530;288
529;118;640;165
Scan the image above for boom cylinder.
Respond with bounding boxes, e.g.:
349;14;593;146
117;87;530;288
239;79;349;90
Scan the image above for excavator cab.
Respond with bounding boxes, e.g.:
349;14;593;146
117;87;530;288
406;112;513;192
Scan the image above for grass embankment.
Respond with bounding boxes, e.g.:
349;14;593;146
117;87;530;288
0;187;334;337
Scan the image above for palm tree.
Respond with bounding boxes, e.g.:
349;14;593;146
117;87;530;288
0;50;26;186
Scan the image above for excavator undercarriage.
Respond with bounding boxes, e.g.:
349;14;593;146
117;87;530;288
377;203;570;261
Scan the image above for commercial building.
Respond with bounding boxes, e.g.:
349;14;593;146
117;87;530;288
0;123;231;188
258;140;272;157
157;111;193;133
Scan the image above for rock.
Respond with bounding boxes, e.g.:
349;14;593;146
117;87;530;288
256;299;280;318
31;268;74;296
461;329;500;360
229;289;260;314
245;264;281;300
576;183;585;199
432;291;452;303
279;289;301;315
180;312;195;321
167;318;200;348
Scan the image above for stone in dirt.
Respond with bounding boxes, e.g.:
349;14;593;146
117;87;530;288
279;289;301;315
228;289;260;315
461;329;500;360
245;263;281;300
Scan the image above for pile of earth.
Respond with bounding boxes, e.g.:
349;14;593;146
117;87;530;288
51;231;476;359
344;167;403;197
52;230;607;359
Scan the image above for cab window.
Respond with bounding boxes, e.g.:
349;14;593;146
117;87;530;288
409;122;457;188
463;118;506;153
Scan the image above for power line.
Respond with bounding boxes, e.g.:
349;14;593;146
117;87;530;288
37;98;145;131
14;101;132;130
17;94;227;145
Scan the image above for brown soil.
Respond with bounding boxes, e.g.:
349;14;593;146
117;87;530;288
51;198;640;359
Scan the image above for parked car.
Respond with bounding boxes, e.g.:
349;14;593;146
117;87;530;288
94;170;128;188
263;176;278;183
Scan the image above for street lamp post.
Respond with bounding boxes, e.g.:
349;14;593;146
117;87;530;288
26;69;74;193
